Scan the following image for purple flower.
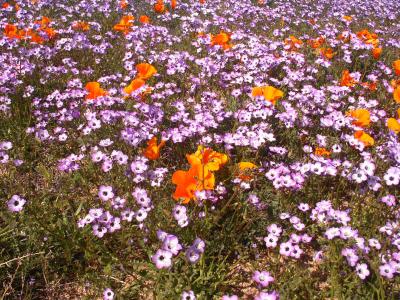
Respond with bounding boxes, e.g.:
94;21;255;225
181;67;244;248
103;288;114;300
254;290;279;300
152;249;173;269
279;242;293;256
356;263;370;280
162;235;182;255
181;290;196;300
222;296;238;300
252;270;274;287
7;195;26;213
264;234;279;248
379;263;395;279
98;185;114;201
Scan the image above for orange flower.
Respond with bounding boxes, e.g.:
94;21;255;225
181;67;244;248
143;137;166;160
372;47;382;59
154;0;165;13
120;0;128;9
186;145;228;172
2;2;10;9
85;82;107;100
346;109;371;127
314;147;331;157
284;35;303;51
308;36;325;49
42;27;56;39
319;47;335;60
72;21;90;31
394;86;400;104
357;29;379;47
199;0;205;4
113;15;135;34
387;118;400;134
394;60;400;76
139;15;150;24
35;16;51;28
171;0;177;9
360;81;377;91
124;78;145;95
354;131;374;147
136;63;157;80
343;15;352;22
252;85;284;105
28;30;44;44
172;146;227;203
172;164;215;203
340;70;356;87
210;31;232;50
236;162;257;181
4;24;19;39
337;31;351;43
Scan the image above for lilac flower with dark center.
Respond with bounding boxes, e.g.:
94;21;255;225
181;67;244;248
7;195;26;213
181;290;196;300
252;270;274;287
356;263;370;280
98;185;114;201
279;242;293;257
254;290;279;300
103;288;114;300
379;264;395;279
151;249;172;269
162;234;182;256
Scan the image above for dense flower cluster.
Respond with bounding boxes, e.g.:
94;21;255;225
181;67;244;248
1;0;400;298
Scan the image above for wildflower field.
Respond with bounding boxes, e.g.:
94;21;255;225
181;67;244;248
1;0;400;299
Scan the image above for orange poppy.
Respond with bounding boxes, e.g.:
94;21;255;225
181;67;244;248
308;36;325;49
172;164;215;203
314;147;331;157
35;16;51;28
124;78;145;95
154;0;165;13
236;162;257;181
85;82;107;100
136;63;157;80
172;146;227;203
143;137;166;160
387;118;400;134
119;0;128;9
356;29;379;47
171;0;177;9
346;109;371;127
354;131;374;147
361;81;377;91
113;15;135;34
340;70;356;87
319;47;335;59
28;30;44;44
394;60;400;76
394;86;400;103
139;15;150;24
285;35;303;51
210;31;232;50
343;15;352;22
42;27;56;39
372;47;382;59
4;24;19;39
252;85;284;105
72;21;90;31
186;145;228;172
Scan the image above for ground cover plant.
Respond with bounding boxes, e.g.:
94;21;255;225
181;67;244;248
1;0;400;299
